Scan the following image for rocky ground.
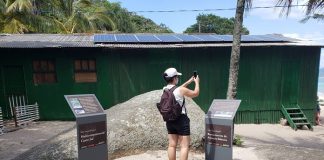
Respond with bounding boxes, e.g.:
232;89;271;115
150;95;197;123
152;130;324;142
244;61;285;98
7;90;205;160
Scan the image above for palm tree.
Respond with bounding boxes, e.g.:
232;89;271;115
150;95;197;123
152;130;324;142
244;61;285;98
227;0;324;99
226;0;251;99
54;0;116;33
0;0;116;33
1;0;35;33
0;0;59;33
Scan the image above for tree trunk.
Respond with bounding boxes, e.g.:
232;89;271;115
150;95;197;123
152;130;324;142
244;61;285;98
226;0;245;100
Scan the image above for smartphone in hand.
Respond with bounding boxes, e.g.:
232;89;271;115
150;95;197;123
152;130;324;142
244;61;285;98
193;71;198;79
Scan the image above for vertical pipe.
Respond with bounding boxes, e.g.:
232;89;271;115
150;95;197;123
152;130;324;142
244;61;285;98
22;95;26;115
13;95;18;127
8;95;13;117
19;96;22;115
22;95;26;106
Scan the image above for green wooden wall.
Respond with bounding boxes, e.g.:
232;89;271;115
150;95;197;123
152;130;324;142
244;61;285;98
0;46;320;123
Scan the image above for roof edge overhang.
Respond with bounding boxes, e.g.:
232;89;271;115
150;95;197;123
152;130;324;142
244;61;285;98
0;42;322;49
95;42;324;49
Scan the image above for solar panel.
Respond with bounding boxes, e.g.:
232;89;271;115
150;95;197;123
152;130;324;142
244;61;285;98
241;35;260;42
264;35;293;42
93;34;293;44
174;35;200;41
156;35;182;42
252;35;279;42
213;35;233;41
191;35;222;41
136;34;160;42
94;34;115;43
115;34;138;42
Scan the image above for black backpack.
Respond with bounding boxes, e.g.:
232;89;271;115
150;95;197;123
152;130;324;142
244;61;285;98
156;86;185;121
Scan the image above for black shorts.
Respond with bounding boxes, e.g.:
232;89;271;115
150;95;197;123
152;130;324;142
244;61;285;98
166;114;190;135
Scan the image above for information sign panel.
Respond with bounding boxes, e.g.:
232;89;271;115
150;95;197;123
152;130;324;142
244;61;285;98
205;99;241;160
206;124;231;147
65;94;108;160
79;121;107;149
66;95;104;116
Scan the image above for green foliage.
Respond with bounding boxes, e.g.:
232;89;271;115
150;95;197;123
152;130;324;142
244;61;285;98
131;14;173;33
104;2;135;33
184;14;249;35
233;135;244;147
0;0;173;33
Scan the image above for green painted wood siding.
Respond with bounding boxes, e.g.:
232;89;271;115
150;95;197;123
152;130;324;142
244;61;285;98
0;46;320;124
236;47;320;123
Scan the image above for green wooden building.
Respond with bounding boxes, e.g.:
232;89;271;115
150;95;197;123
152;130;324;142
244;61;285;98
0;34;321;124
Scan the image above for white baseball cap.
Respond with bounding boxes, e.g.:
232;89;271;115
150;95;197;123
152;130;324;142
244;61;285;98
164;68;182;78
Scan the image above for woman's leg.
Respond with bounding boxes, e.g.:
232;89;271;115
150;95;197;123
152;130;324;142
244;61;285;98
178;135;190;160
168;134;178;160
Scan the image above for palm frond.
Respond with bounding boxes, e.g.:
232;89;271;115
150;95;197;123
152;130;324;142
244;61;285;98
245;0;253;12
87;12;116;32
301;13;324;22
0;0;5;12
277;0;324;16
306;0;324;15
6;0;33;14
3;17;29;33
276;0;293;16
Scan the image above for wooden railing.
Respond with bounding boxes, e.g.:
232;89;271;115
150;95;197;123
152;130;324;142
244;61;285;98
0;107;4;135
8;95;27;118
14;103;39;127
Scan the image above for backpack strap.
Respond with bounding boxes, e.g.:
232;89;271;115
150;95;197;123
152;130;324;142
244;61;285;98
169;86;177;92
182;98;187;115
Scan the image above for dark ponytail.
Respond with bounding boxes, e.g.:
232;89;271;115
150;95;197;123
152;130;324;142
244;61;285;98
163;73;176;83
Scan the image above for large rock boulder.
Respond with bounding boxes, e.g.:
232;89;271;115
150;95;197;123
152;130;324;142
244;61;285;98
14;90;205;160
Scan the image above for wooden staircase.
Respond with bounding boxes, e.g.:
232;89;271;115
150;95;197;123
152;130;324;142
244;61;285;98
281;104;313;131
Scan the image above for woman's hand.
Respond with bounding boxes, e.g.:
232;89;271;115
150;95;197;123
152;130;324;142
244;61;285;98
194;75;199;84
180;75;200;98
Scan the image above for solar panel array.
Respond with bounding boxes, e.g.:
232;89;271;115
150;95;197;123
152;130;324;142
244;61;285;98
94;34;294;43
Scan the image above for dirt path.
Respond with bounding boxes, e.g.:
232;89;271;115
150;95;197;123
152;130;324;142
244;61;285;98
117;108;324;160
0;121;75;160
115;147;260;160
0;106;323;160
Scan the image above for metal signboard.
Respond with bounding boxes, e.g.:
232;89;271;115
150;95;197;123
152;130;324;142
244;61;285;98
206;124;232;148
65;94;108;160
79;121;107;150
205;99;241;160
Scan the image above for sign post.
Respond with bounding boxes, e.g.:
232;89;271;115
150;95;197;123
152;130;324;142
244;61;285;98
65;94;108;160
205;99;241;160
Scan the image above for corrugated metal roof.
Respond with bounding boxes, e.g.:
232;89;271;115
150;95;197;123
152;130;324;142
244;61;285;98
0;34;95;48
0;34;322;48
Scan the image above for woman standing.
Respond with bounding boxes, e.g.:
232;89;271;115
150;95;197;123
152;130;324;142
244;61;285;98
316;98;321;125
162;68;200;160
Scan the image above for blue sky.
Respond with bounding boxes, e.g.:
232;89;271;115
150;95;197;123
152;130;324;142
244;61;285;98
110;0;324;67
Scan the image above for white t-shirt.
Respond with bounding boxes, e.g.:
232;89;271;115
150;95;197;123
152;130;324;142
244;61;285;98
163;84;186;114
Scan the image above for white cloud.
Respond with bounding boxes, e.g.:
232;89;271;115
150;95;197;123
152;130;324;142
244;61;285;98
283;32;324;42
249;0;308;20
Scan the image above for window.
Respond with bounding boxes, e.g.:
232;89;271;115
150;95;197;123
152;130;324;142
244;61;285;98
33;60;57;84
74;59;97;83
